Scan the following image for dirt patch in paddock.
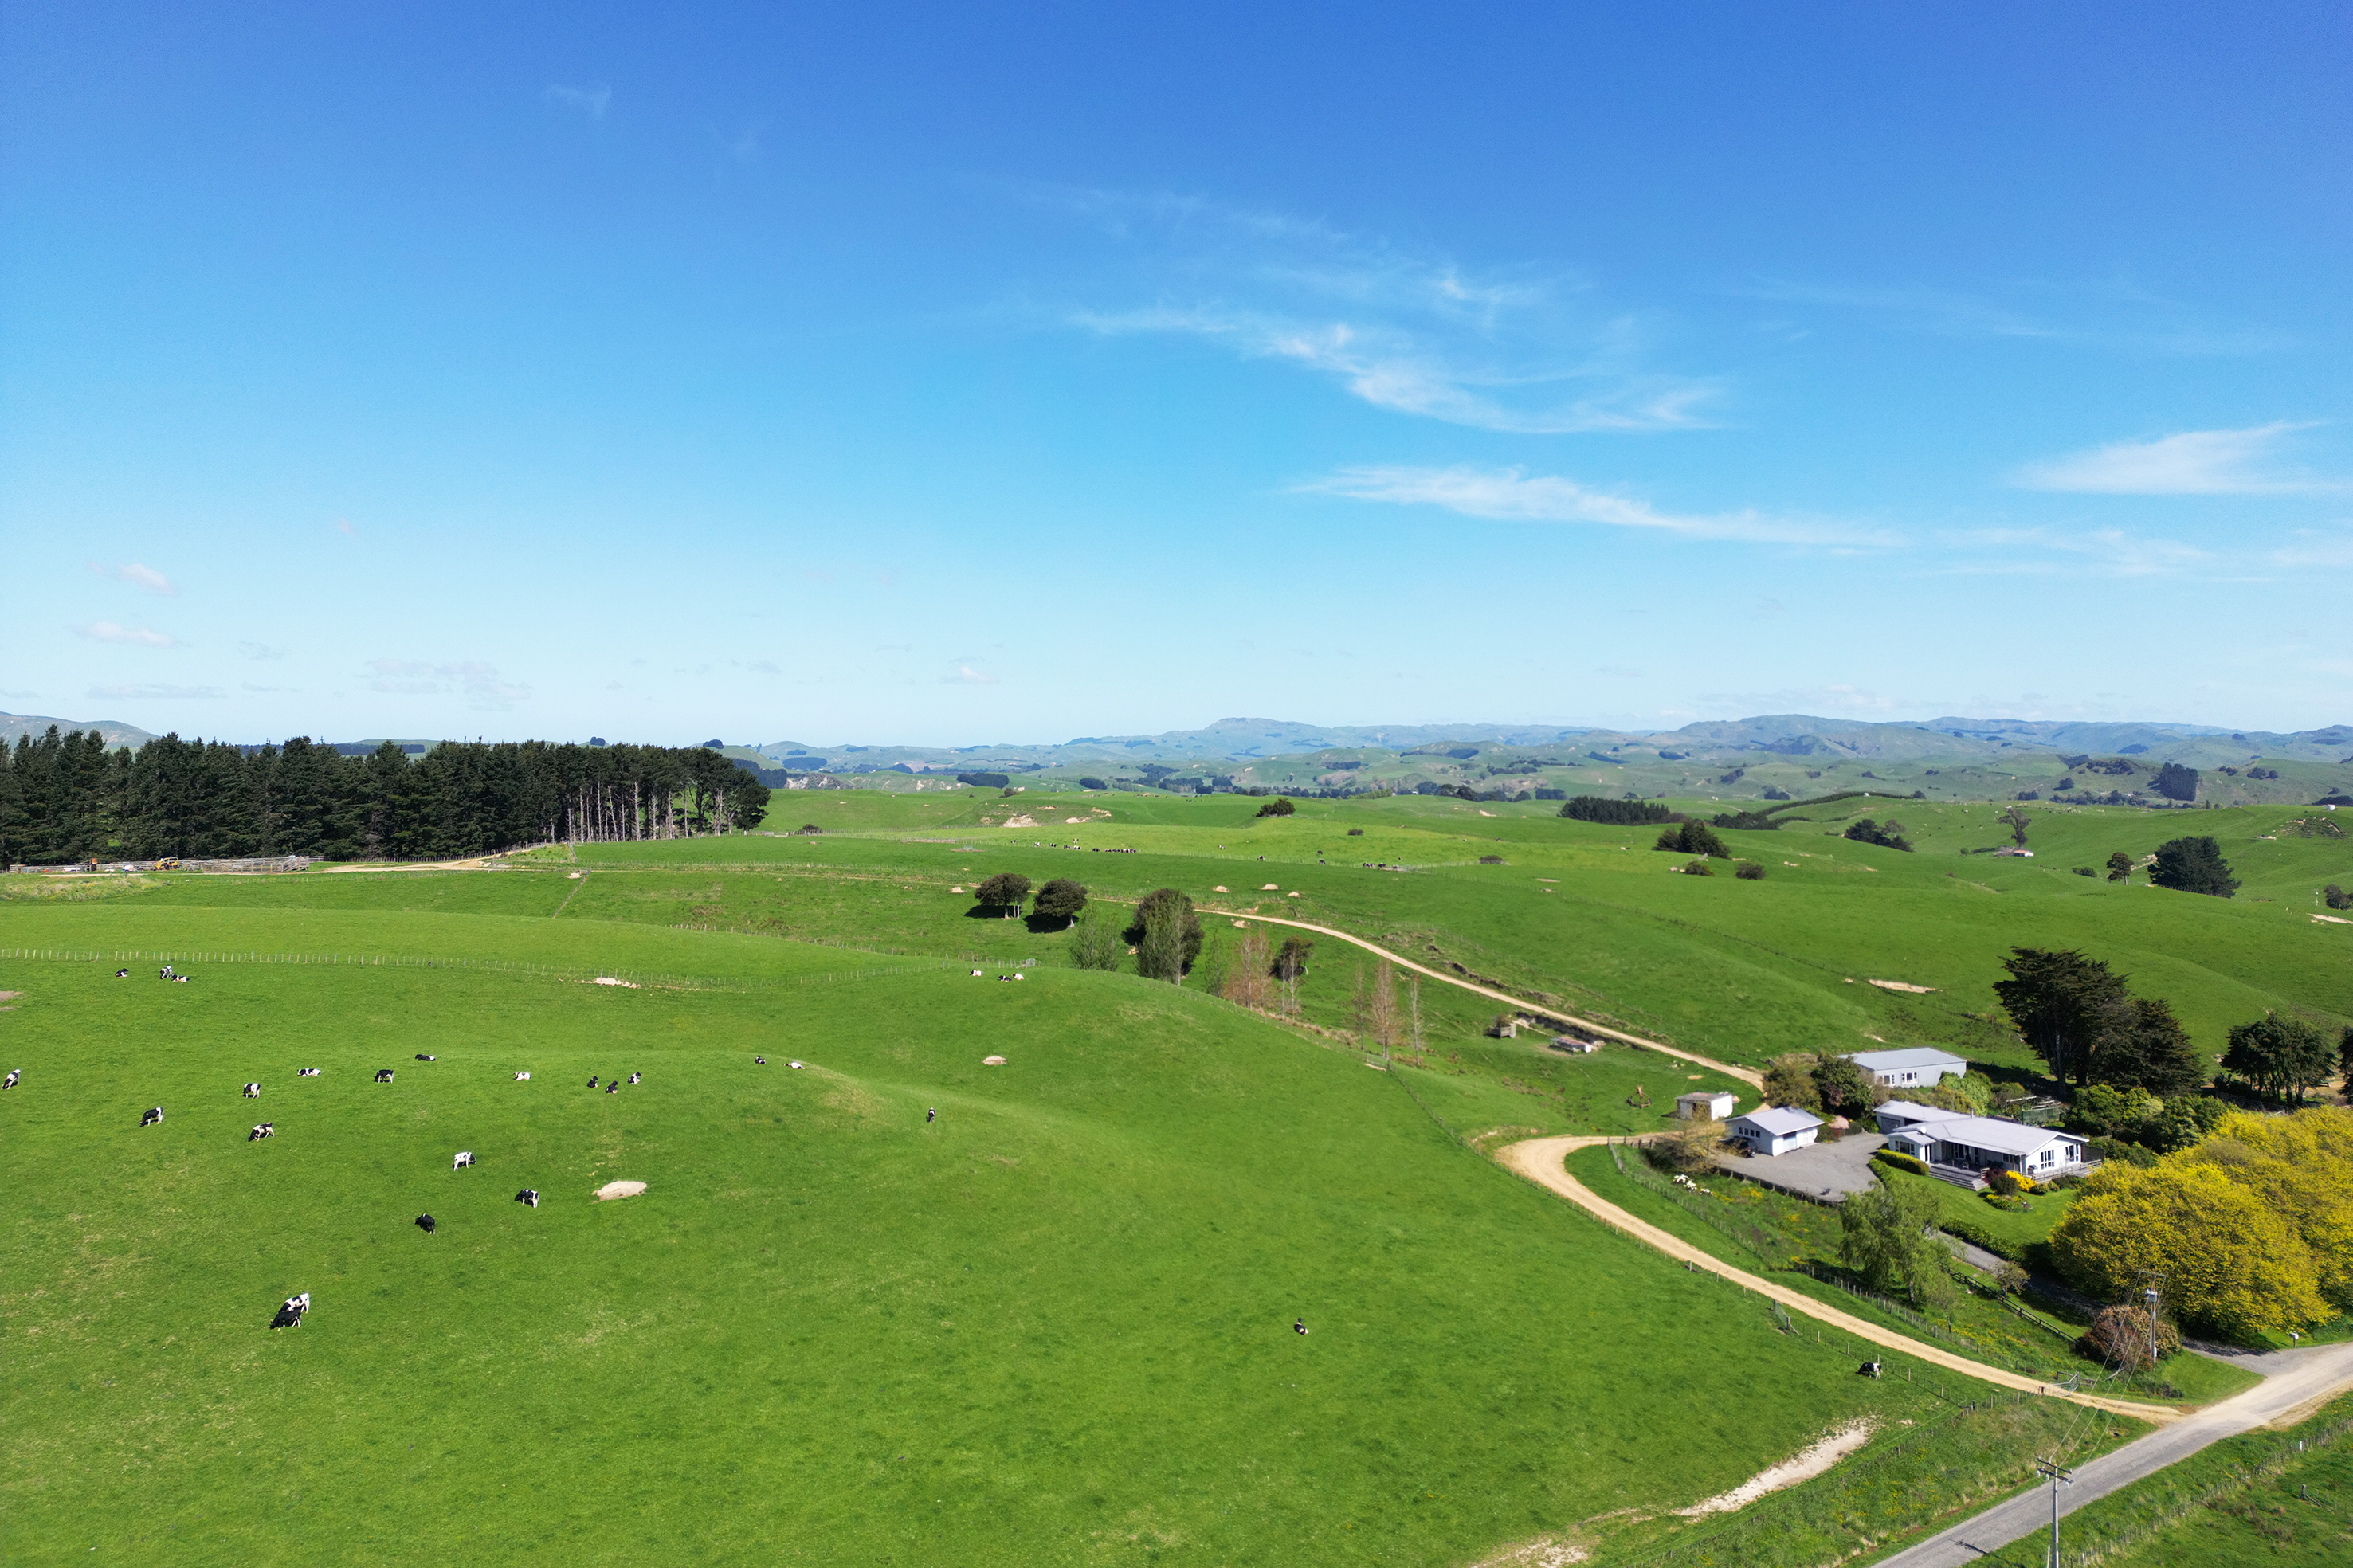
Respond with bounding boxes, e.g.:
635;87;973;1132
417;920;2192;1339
1674;1418;1877;1516
1471;1537;1587;1566
1866;978;1935;994
593;1180;647;1201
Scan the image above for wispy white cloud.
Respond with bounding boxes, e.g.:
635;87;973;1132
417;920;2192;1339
88;683;222;700
77;621;178;647
2016;422;2345;496
545;84;611;119
88;561;178;595
1296;465;1896;547
1932;526;2213;577
945;664;998;686
1739;278;2280;355
239;641;287;661
1047;189;1719;434
365;658;530;711
2270;527;2353;569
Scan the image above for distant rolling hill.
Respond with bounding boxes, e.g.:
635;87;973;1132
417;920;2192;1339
1;709;157;749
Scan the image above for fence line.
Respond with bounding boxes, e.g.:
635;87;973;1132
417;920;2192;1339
2060;1406;2353;1566
0;945;961;992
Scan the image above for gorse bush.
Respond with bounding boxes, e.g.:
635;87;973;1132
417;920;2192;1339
1559;795;1674;825
1654;821;1729;858
1254;798;1295;817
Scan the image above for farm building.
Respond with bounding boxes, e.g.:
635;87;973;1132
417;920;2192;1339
1725;1106;1822;1157
1873;1100;1969;1135
1675;1089;1737;1121
1883;1113;2088;1182
1847;1046;1967;1088
1551;1035;1599;1054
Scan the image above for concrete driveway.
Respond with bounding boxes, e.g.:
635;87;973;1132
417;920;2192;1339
1713;1131;1887;1202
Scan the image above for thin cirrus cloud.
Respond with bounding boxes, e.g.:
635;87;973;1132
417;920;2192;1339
1297;465;1896;548
945;664;999;685
88;562;178;595
1737;278;2281;355
366;658;530;711
2014;423;2346;496
1049;188;1720;434
76;621;178;647
544;84;611;118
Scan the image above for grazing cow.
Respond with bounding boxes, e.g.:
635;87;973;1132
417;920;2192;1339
1859;1361;1881;1379
416;1053;436;1062
514;1071;531;1081
628;1072;641;1084
754;1056;766;1065
415;1213;437;1234
453;1151;475;1170
269;1293;309;1329
116;969;129;978
926;1107;937;1123
587;1076;599;1088
604;1082;618;1094
3;1068;18;1089
242;1083;261;1098
248;1123;276;1140
297;1067;320;1077
515;1189;539;1208
141;1106;164;1126
1294;1318;1309;1335
159;966;174;979
375;1068;395;1083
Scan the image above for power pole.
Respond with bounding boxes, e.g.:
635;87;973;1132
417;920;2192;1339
2037;1460;2074;1567
2143;1280;2163;1371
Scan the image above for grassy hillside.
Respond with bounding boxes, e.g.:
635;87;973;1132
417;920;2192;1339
6;917;2025;1566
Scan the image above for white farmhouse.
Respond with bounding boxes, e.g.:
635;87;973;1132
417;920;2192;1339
1725;1106;1823;1157
1884;1112;2088;1182
1847;1047;1968;1088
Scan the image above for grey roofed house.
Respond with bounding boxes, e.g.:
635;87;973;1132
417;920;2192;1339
1725;1104;1824;1156
1847;1046;1968;1087
1873;1099;1970;1134
1899;1114;2089;1180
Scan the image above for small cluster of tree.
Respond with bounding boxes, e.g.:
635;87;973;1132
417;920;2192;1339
1762;1051;1884;1119
972;872;1031;916
2050;1107;2353;1339
2150;762;2199;802
2218;1013;2341;1106
1839;1179;1955;1309
1123;889;1203;982
1654;821;1729;858
1065;908;1126;971
1842;817;1913;851
1254;798;1296;817
2062;1084;2230;1152
2107;851;2133;881
1992;947;2208;1095
2327;884;2351;911
1734;861;1767;880
2148;835;2237;897
0;727;767;864
1708;809;1781;831
955;771;1011;789
2076;1303;2182;1373
1560;795;1674;825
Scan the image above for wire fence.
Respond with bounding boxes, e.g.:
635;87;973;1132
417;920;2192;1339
2056;1405;2353;1566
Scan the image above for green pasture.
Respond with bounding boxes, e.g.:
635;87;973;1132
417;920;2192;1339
6;918;2010;1567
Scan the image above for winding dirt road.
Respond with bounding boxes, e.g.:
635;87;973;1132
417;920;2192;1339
1495;1134;2178;1421
1199;908;1763;1088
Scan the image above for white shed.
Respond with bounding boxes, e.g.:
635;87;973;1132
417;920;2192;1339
1676;1089;1737;1121
1848;1047;1968;1088
1725;1106;1823;1157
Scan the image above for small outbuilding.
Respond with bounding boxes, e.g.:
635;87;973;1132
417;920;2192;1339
1725;1105;1823;1157
1848;1047;1968;1088
1675;1089;1737;1121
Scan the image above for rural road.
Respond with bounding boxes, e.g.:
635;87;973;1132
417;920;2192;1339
1495;1135;2176;1421
1199;908;1765;1088
1869;1339;2353;1566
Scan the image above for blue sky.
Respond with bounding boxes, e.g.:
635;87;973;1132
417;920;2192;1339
5;2;2348;744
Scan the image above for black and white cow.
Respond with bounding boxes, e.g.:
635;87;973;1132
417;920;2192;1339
453;1151;475;1170
269;1292;311;1329
416;1053;436;1062
141;1106;164;1126
415;1213;437;1234
375;1068;395;1083
1859;1361;1882;1379
587;1076;599;1088
627;1072;641;1084
298;1067;320;1077
515;1189;539;1208
242;1083;261;1098
3;1068;18;1089
604;1081;619;1094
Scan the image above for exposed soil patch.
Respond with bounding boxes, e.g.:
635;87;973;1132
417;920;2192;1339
1674;1418;1877;1516
593;1180;646;1201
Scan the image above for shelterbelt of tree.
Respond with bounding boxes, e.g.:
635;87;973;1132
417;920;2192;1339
0;728;770;864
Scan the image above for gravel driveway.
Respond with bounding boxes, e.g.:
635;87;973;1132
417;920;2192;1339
1712;1131;1887;1202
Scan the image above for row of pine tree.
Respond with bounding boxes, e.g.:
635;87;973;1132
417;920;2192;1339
0;729;770;864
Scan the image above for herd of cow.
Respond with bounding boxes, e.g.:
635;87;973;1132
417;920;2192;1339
114;1035;650;1330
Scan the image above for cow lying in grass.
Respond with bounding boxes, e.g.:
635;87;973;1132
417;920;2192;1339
297;1067;320;1077
248;1123;276;1140
415;1213;436;1234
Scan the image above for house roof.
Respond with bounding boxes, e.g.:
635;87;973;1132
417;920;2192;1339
1922;1115;2074;1158
1877;1099;1969;1125
1731;1106;1823;1136
1677;1088;1735;1102
1849;1047;1968;1072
